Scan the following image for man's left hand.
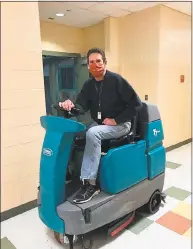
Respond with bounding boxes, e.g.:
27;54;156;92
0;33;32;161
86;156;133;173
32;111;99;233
103;118;117;126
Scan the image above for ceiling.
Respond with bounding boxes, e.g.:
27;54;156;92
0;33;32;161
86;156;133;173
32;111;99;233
38;1;192;28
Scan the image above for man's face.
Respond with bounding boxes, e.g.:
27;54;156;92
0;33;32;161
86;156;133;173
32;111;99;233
88;53;106;70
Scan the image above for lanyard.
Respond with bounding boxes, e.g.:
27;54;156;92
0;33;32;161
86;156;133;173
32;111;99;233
95;81;103;111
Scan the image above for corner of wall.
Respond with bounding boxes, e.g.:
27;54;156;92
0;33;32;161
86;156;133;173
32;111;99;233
156;4;163;108
82;21;105;52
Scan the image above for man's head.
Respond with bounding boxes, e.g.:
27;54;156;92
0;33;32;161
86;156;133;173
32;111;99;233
87;47;107;65
87;48;107;79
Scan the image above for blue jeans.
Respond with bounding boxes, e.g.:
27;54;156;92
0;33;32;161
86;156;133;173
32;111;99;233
80;121;131;180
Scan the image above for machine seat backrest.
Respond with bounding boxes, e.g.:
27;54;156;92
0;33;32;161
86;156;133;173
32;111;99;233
137;102;164;149
137;102;161;124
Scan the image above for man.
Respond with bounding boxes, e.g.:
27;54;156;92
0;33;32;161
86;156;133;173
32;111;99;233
59;47;142;204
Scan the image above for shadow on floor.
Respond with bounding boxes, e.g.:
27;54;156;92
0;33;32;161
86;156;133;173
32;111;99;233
48;212;151;249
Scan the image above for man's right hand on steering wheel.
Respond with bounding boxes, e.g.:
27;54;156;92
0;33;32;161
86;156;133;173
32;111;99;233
59;100;75;111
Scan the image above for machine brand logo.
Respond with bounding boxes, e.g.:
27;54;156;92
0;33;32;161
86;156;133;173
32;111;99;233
153;129;160;137
43;148;53;156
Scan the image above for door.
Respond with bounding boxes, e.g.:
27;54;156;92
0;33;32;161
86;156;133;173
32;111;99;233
56;58;75;101
56;57;92;124
43;64;52;115
74;56;89;93
74;57;92;125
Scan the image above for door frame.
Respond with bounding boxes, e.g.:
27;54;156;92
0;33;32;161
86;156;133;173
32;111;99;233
42;50;81;106
42;51;88;116
42;50;81;58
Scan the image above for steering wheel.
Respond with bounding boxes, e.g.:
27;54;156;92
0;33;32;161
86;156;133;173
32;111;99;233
51;104;81;118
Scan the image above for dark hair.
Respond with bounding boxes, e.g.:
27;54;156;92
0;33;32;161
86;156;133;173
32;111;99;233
87;47;107;64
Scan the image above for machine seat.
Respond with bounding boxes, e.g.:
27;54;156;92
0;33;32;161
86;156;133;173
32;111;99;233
74;116;138;152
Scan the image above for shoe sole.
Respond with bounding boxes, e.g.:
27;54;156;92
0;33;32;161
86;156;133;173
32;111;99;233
73;190;100;204
66;179;72;184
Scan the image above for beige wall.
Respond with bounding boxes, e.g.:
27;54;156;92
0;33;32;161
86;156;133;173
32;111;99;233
40;21;105;53
40;21;105;54
118;6;191;146
104;17;120;73
1;2;45;212
157;5;191;147
119;6;161;103
40;21;84;53
83;21;105;52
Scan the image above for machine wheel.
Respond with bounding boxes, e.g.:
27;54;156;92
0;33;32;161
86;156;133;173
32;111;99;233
146;190;162;214
54;231;78;245
80;234;93;249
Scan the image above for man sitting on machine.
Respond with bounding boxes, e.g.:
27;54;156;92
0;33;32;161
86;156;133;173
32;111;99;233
59;47;142;204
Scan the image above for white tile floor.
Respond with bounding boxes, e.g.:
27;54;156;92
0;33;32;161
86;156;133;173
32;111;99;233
1;143;192;249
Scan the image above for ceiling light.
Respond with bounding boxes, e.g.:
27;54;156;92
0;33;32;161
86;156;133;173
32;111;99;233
56;13;64;17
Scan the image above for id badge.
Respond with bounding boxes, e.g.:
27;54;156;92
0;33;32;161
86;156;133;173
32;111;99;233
98;112;101;120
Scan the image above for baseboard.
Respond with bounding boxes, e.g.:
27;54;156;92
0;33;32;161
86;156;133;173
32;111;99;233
166;138;192;152
1;200;37;222
1;139;192;222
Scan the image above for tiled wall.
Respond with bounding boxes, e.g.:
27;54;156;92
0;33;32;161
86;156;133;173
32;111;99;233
1;2;45;212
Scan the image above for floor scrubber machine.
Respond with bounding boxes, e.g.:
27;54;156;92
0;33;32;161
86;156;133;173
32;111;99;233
37;102;166;249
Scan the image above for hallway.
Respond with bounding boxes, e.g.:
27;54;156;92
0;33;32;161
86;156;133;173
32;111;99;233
1;143;191;249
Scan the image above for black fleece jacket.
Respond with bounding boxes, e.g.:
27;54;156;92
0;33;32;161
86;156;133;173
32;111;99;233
75;70;142;124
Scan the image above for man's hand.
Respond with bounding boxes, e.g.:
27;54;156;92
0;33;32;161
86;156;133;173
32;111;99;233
103;118;117;126
59;100;75;111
